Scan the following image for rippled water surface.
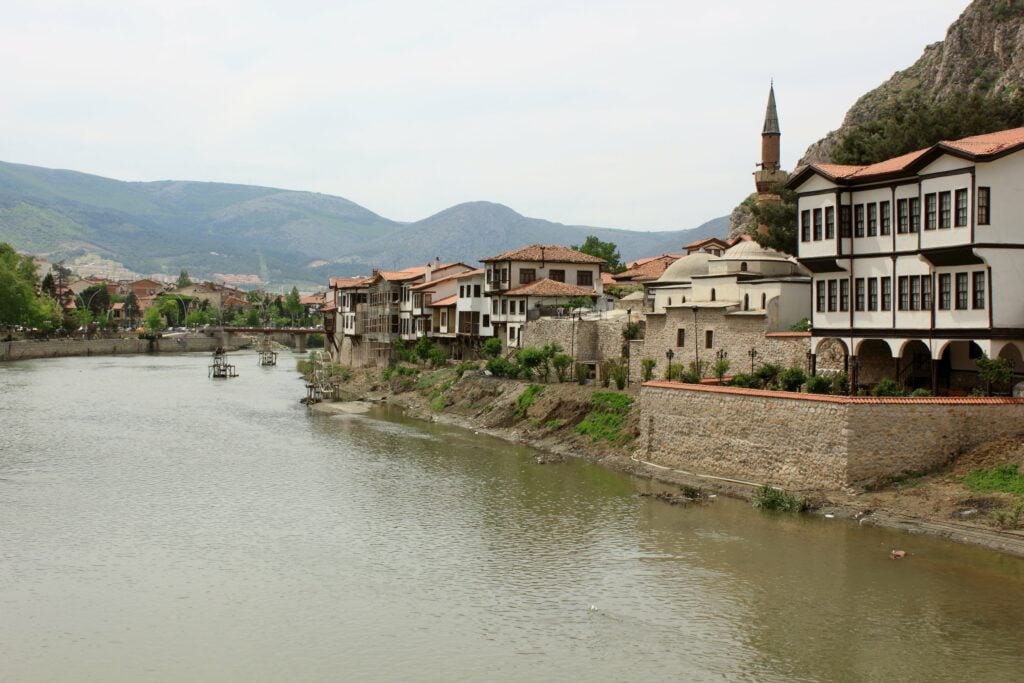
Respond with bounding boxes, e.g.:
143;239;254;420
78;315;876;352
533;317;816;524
2;354;1024;682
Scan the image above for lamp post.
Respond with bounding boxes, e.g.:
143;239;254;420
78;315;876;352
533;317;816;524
691;305;700;373
748;347;758;373
851;356;860;395
665;348;675;380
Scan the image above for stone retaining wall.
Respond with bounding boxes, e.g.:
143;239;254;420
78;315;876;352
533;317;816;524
639;381;1024;490
0;335;228;362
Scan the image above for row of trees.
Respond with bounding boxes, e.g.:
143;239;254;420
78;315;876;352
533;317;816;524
0;244;62;332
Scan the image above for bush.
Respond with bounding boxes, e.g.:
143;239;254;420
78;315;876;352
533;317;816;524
306;333;325;348
665;362;685;381
752;485;807;512
805;374;832;394
976;353;1016;395
622;321;641;341
789;317;811;332
872;378;902;397
486;356;519;378
778;367;806;392
427;346;448;367
712;358;731;382
755;363;781;388
576;363;587;385
728;373;757;388
910;388;932;397
516;346;549;381
481;337;503;359
552;353;573;382
831;372;850;395
641;358;656;382
454;361;479;379
516;384;545;417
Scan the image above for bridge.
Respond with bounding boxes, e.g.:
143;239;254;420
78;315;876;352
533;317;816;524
217;326;325;353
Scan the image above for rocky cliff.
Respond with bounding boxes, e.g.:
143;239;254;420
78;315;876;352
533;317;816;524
801;0;1024;165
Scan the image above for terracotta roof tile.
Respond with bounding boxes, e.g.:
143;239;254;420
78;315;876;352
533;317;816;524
430;294;458;307
940;126;1024;156
329;276;370;288
481;244;605;264
455;268;486;279
615;254;681;282
503;278;598;297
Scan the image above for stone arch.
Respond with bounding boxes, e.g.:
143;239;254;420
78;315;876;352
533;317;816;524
993;341;1024;369
853;337;900;357
812;336;848;356
740;262;748;272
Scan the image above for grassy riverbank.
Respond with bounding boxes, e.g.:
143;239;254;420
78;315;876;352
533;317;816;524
311;361;1024;557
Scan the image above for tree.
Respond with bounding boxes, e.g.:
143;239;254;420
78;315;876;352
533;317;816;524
284;286;303;325
77;284;111;319
571;235;623;273
144;306;165;332
124;292;139;328
176;269;193;288
748;187;799;256
41;272;55;296
976;353;1016;396
0;243;61;329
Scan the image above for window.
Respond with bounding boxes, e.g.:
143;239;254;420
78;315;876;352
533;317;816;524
921;276;932;310
501;268;508;282
977;186;991;225
867;203;878;236
519;268;536;284
881;277;892;311
840;279;850;312
813;208;823;240
880;201;891;235
924;193;936;230
938;274;951;310
827;280;837;312
898;276;909;311
955;189;968;227
486;269;493;284
740;262;748;272
549;269;565;282
743;293;749;310
973;271;986;309
939;191;951;229
482;314;490;328
761;293;767;309
840;206;852;237
473;284;481;297
576;270;593;287
711;288;716;301
868;278;878;311
909;197;921;233
955;272;968;310
492;299;498;315
854;204;865;237
705;330;714;349
519;300;526;314
509;327;516;342
816;281;825;313
501;299;507;315
855;278;865;311
897;199;909;233
825;206;835;239
909;276;920;310
459;285;465;298
676;329;685;347
801;210;811;242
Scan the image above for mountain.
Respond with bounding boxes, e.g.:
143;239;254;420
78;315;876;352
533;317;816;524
0;160;727;289
801;0;1024;165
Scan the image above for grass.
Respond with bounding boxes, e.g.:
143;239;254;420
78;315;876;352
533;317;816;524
428;377;456;411
964;464;1024;497
576;391;634;444
515;384;545;417
544;418;566;430
752;485;807;512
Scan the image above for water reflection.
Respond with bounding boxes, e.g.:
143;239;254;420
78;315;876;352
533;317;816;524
0;354;1022;682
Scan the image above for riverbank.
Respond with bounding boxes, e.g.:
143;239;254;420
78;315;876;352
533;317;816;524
0;334;240;362
311;363;1024;558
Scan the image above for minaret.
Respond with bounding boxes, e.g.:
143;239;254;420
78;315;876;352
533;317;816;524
754;81;786;199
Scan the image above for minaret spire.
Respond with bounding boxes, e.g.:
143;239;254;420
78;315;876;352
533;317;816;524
754;81;785;199
762;81;780;136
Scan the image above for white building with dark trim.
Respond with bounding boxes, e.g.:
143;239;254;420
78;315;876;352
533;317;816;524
789;127;1024;392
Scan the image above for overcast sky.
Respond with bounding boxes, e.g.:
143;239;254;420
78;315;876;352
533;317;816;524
0;0;971;231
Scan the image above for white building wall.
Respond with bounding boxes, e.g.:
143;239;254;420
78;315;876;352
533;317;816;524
976;153;1024;244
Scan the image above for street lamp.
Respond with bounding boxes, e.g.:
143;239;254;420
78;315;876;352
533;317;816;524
748;347;758;373
665;348;675;380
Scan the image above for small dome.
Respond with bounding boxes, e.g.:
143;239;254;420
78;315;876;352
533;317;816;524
719;239;790;262
656;252;712;283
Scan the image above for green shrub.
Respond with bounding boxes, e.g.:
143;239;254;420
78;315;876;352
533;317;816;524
964;464;1024;497
552;354;573;382
454;361;479;379
779;367;806;392
789;317;811;332
486;356;519;378
665;362;685;381
728;373;757;388
872;378;902;397
622;321;641;340
576;363;587;385
805;375;832;394
516;384;545;417
481;338;503;359
831;372;850;395
712;358;731;382
516;346;548;381
427;346;448;367
976;353;1016;395
306;333;325;348
755;363;781;387
641;358;656;381
910;388;932;397
752;485;807;512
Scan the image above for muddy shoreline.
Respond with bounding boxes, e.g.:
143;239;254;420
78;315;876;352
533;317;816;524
313;370;1024;558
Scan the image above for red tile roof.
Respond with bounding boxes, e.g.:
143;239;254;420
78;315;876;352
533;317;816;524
410;271;471;290
615;254;681;282
455;268;486;279
481;244;605;264
683;237;729;250
430;294;458;307
503;278;598;297
940;126;1024;156
329;276;370;288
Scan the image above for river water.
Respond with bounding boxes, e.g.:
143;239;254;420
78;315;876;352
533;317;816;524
1;354;1023;682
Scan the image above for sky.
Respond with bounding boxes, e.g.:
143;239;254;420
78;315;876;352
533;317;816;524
0;0;972;231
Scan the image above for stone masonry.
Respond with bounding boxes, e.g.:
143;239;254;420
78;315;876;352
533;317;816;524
639;381;1024;490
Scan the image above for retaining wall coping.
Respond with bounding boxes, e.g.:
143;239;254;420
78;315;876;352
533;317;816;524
763;331;811;338
642;380;1024;405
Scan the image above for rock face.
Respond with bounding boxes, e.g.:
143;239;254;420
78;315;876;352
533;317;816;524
801;0;1024;165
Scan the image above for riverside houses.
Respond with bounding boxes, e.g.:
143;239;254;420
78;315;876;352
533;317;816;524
789;126;1024;392
481;244;605;348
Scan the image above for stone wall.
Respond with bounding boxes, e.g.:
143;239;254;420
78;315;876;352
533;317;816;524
638;381;1024;490
642;307;810;379
522;317;628;363
0;335;227;362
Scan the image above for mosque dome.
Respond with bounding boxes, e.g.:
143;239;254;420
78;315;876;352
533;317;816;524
719;239;791;262
655;252;713;283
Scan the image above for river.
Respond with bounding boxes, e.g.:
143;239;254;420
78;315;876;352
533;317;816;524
1;354;1023;682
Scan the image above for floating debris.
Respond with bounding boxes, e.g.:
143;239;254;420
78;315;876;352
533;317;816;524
890;549;907;559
